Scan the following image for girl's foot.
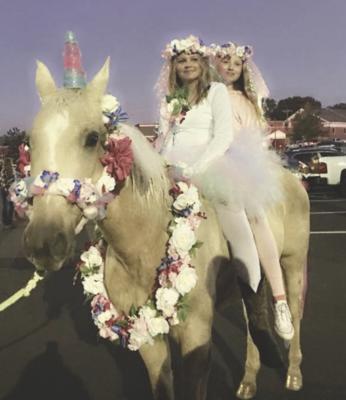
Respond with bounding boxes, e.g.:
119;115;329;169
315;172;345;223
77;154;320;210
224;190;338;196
274;300;294;340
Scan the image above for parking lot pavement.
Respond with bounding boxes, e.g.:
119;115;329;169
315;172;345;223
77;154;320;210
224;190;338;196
1;194;346;399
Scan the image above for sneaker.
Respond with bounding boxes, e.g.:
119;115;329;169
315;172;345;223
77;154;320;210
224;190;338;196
274;300;294;340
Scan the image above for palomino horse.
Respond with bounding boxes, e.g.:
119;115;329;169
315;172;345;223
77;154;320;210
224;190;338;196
23;59;309;400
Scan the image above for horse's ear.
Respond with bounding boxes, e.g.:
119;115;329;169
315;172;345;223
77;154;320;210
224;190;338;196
35;61;57;102
88;57;110;96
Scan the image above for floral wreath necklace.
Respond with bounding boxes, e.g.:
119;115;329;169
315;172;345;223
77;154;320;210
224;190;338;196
10;94;205;351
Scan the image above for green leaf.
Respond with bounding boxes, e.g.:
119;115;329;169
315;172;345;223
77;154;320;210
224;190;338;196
129;304;138;317
177;307;188;322
194;240;204;249
189;247;197;258
116;319;129;328
172;103;182;116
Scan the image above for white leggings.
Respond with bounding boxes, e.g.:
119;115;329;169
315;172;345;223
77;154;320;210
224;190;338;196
214;203;286;297
250;214;286;297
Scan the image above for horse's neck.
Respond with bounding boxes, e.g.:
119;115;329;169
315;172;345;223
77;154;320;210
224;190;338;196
100;179;171;275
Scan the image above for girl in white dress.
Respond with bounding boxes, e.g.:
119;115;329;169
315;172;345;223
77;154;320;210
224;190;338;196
210;42;294;340
155;36;293;340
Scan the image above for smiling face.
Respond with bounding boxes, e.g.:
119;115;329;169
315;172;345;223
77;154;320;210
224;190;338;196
174;52;203;84
216;54;243;86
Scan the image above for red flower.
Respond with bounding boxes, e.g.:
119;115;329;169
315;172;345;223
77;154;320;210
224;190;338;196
101;137;134;182
169;184;182;197
17;144;31;178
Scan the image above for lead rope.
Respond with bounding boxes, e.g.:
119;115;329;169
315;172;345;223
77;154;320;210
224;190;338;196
0;218;87;313
0;272;44;312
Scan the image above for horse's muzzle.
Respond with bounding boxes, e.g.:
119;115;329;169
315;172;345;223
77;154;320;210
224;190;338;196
23;224;73;272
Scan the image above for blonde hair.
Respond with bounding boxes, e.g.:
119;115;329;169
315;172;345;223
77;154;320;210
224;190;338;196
168;54;213;104
215;52;266;123
242;61;265;120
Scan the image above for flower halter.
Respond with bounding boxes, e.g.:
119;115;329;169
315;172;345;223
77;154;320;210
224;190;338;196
161;35;208;60
209;42;253;61
9;95;130;232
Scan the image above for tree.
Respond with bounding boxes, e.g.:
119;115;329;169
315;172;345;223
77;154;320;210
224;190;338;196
270;96;321;120
330;103;346;109
292;105;323;141
263;98;277;119
2;127;27;158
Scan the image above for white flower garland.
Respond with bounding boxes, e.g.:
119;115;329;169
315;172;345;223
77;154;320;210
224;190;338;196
78;181;205;351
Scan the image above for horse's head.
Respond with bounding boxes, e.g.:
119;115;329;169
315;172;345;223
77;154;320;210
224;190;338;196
24;59;111;272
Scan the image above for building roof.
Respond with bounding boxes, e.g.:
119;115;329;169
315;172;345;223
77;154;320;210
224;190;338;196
283;107;346;124
318;108;346;123
135;124;158;138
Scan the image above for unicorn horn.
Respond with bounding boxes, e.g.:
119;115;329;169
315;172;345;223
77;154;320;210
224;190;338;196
63;31;87;89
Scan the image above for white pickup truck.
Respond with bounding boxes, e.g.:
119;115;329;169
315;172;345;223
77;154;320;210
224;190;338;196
284;147;346;195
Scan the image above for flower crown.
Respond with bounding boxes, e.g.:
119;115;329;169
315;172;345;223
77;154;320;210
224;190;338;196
210;42;253;61
162;35;208;60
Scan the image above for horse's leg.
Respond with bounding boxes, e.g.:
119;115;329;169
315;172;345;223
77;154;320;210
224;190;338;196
178;312;213;400
139;338;174;400
281;253;305;391
236;303;260;400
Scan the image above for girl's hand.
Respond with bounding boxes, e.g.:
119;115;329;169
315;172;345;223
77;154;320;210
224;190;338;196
167;164;191;183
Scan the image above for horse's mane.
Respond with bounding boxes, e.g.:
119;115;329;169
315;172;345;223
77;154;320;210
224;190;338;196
119;123;170;206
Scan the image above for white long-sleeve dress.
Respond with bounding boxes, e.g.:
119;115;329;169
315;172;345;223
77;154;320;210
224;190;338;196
157;82;282;218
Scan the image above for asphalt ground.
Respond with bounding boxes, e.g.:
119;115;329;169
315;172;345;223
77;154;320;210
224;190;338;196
0;188;346;400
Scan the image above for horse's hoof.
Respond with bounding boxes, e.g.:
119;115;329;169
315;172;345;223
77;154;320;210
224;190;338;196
286;373;303;391
236;382;257;399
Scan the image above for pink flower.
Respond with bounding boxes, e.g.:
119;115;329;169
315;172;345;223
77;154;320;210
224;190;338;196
187;214;202;230
91;294;109;309
99;325;119;341
31;185;45;196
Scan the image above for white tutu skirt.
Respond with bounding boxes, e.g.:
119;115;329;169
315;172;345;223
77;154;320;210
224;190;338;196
190;129;283;218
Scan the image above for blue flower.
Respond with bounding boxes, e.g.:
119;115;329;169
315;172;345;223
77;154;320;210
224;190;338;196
72;179;81;198
40;170;59;188
104;107;129;130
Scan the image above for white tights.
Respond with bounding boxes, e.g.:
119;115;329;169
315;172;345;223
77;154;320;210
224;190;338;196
214;203;286;297
249;214;286;297
214;204;261;292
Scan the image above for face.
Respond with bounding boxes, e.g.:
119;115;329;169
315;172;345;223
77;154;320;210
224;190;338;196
175;52;202;84
216;54;243;85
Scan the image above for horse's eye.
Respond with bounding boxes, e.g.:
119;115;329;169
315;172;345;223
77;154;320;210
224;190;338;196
85;131;99;147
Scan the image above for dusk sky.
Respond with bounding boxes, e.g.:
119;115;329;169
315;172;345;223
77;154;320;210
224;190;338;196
0;0;345;132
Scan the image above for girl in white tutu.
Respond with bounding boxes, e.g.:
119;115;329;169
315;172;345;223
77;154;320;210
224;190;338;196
210;41;294;340
155;36;293;340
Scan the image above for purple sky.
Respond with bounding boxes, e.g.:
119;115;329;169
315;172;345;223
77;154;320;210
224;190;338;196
0;0;345;133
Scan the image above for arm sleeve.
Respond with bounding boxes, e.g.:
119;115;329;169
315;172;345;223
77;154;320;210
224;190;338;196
153;100;170;152
190;83;234;175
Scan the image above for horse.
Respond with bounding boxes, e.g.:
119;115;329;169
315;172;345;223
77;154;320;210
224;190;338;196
23;58;310;400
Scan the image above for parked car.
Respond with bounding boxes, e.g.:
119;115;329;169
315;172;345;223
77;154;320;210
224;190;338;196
283;147;346;195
